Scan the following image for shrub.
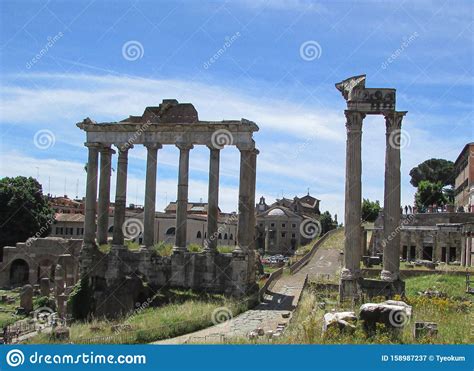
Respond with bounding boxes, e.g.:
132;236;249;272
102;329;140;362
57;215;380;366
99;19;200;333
68;276;92;320
188;243;203;253
217;245;234;253
152;242;173;257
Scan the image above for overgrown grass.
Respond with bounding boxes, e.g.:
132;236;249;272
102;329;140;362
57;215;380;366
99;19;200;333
188;243;203;253
0;289;24;328
125;240;141;251
152;242;173;257
270;274;472;344
27;289;250;344
217;245;234;254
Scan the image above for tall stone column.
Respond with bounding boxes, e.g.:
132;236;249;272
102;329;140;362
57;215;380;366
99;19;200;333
340;110;365;299
174;143;193;252
112;145;132;248
205;146;220;253
97;146;114;246
83;143;100;247
143;143;162;248
381;111;406;281
248;149;258;251
235;147;253;253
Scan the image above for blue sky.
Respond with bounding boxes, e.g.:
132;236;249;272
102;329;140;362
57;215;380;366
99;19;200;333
0;0;472;218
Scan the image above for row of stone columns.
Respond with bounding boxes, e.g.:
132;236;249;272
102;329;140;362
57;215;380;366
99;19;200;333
82;142;258;254
342;110;406;297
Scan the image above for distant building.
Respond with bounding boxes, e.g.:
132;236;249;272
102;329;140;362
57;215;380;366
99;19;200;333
164;201;221;215
255;194;321;256
454;142;474;212
49;195;84;214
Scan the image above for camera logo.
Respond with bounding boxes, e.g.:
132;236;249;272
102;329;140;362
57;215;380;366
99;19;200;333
6;349;25;367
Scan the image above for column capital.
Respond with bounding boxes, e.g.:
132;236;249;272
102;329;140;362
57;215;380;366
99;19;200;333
176;142;194;151
99;145;116;155
206;144;221;152
84;142;102;149
383;110;407;131
344;110;365;132
115;143;134;153
144;143;162;150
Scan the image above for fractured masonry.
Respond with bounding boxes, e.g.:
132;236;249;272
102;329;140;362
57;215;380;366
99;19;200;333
336;75;407;301
77;100;260;317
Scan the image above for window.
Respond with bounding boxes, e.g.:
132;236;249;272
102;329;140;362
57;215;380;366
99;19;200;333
291;233;296;238
197;231;202;239
259;223;264;227
218;233;222;239
166;227;176;236
270;223;275;227
69;228;74;235
282;223;286;228
224;233;228;240
281;232;286;238
65;228;68;235
292;223;297;228
229;234;233;240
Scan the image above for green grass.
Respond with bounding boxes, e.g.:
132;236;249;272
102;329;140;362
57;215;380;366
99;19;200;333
152;242;173;257
0;289;24;328
319;228;344;250
26;289;250;344
125;240;141;251
267;274;472;344
217;245;234;254
188;243;203;253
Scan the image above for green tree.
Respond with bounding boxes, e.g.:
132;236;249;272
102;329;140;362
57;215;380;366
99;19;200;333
409;158;454;187
362;199;381;222
319;211;336;234
0;176;54;247
414;180;446;211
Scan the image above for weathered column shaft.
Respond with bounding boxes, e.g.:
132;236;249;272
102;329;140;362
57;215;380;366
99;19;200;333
143;144;161;248
97;146;114;245
83;143;100;247
112;146;131;247
174;143;193;251
248;149;258;250
236;148;253;252
342;110;365;278
381;111;406;281
206;147;220;252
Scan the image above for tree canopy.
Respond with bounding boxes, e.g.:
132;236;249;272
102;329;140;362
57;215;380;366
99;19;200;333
362;198;381;222
414;180;447;211
319;211;336;234
409;158;454;188
0;176;54;248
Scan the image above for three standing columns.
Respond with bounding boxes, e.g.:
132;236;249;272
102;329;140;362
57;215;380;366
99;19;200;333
381;111;407;282
112;145;131;248
205;146;220;253
174;143;193;252
143;143;162;248
341;110;365;286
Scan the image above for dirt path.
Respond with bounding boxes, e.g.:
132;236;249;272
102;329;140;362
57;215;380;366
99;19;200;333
154;230;343;344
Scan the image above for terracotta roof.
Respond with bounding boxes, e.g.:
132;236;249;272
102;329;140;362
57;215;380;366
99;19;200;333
55;213;85;222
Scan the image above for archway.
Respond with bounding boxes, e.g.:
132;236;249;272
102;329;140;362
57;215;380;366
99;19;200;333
10;259;29;287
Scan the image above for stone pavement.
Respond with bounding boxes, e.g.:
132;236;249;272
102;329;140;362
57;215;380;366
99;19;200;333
155;234;342;344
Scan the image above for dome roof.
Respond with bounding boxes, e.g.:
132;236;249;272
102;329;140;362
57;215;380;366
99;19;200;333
268;207;285;216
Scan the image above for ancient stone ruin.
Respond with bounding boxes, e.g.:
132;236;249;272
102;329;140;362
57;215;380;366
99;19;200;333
336;75;407;301
77;99;259;317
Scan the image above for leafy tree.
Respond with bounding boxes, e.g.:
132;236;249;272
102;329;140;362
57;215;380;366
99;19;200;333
0;176;54;247
409;158;454;187
319;211;336;234
414;180;446;211
362;199;381;222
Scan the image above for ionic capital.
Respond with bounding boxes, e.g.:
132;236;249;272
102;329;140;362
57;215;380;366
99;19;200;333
99;145;116;155
144;143;163;150
84;142;102;149
115;143;134;153
176;142;194;151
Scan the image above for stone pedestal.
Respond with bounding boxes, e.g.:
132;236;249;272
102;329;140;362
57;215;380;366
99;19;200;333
40;277;50;297
20;284;33;313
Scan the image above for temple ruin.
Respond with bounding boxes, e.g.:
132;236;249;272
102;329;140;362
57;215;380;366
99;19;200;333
77;99;259;317
336;75;407;300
